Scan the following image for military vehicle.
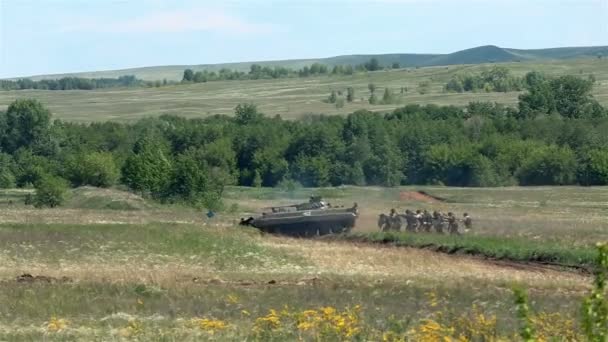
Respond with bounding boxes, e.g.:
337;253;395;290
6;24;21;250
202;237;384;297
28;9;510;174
240;196;359;237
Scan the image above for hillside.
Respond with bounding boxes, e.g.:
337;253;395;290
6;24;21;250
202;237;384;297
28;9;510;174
21;45;608;82
1;58;607;122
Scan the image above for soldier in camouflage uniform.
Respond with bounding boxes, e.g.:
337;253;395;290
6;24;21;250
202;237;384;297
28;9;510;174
389;208;401;231
415;210;423;232
447;212;459;235
432;211;445;234
421;209;433;232
405;209;418;232
463;213;473;230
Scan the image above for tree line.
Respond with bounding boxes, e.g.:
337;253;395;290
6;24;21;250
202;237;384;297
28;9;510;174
0;72;606;208
444;66;525;93
0;75;161;91
181;58;398;83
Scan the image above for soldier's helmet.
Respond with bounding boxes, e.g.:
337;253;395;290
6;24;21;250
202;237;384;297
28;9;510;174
416;209;421;214
448;212;453;216
390;208;396;215
463;212;468;217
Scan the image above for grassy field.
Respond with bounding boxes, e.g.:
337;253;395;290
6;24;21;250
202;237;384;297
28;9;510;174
0;185;606;340
0;58;607;122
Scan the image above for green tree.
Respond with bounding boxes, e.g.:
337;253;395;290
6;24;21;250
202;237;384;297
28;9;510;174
368;83;376;94
328;90;337;104
382;87;394;104
235;103;263;125
392;62;400;69
368;93;378;105
364;58;381;71
517;145;577;185
291;155;331;187
167;148;225;209
2;99;52;154
581;149;608;185
193;71;207;83
67;152;119;188
182;69;194;82
346;87;355;102
33;175;68;208
121;136;172;198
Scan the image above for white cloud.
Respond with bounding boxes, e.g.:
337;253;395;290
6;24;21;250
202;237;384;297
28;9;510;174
60;8;276;35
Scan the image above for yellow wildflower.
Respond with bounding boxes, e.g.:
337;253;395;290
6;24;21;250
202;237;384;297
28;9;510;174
226;294;239;304
46;317;69;332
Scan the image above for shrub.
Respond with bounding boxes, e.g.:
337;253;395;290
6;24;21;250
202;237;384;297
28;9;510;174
67;152;119;188
33;175;69;208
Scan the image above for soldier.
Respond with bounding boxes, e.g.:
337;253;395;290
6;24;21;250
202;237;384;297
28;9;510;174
405;209;417;232
389;208;397;218
463;213;473;230
415;210;423;232
422;209;433;232
389;208;401;231
432;211;445;234
447;212;459;235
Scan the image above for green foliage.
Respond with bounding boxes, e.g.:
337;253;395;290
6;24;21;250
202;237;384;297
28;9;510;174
2;99;52;154
382;87;395;104
291;155;331;187
513;287;536;342
445;66;523;93
328;90;337;104
182;69;194;82
346;87;355;102
582;243;608;341
0;169;16;189
364;58;381;71
67;152;119;188
368;93;378;104
368;83;376;94
235;103;263;125
516;145;577;185
0;75;143;91
33;175;68;208
519;73;605;119
166;148;224;209
121;136;172;198
582;149;608;185
0;84;608;199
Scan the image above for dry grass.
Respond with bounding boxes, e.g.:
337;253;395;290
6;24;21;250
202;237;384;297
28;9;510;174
261;236;588;291
0;185;604;340
0;59;606;122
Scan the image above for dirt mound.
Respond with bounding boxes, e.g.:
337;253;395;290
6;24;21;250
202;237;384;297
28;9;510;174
15;273;73;284
66;186;151;210
400;191;445;203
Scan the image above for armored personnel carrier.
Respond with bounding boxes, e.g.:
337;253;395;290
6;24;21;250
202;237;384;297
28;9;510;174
240;196;359;237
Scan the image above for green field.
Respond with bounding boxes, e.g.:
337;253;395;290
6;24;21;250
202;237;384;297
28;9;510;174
0;185;606;340
1;58;607;122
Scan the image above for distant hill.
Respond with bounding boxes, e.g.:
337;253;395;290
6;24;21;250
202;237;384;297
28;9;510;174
19;45;608;81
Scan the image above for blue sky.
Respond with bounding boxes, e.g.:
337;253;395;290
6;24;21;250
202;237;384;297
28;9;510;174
0;0;607;78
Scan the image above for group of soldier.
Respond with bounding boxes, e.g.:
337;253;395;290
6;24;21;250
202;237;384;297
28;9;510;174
379;208;472;235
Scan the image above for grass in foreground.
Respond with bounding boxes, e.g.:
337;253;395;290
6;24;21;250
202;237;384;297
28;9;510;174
341;231;597;268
